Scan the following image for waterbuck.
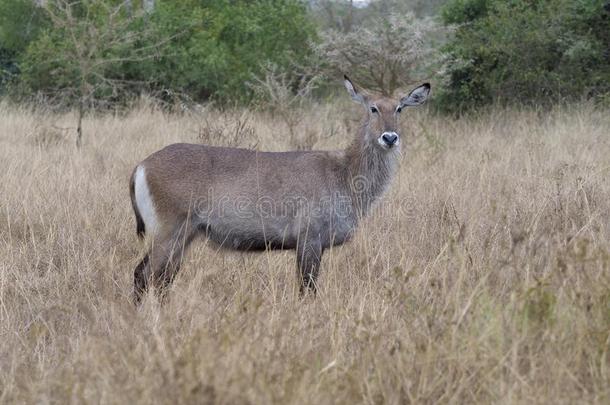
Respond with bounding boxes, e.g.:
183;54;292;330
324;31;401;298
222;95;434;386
130;76;430;303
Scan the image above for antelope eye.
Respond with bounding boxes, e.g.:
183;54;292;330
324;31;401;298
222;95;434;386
370;106;379;114
396;106;403;113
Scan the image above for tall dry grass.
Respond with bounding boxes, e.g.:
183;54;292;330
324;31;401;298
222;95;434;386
0;100;609;404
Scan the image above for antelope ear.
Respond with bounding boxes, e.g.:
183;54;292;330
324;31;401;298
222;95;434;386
400;83;431;107
344;75;366;104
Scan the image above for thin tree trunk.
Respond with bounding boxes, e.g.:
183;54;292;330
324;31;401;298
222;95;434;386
76;99;83;149
76;77;86;148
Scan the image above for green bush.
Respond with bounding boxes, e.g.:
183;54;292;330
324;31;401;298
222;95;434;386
113;0;317;104
436;0;610;113
4;0;316;106
0;0;47;93
16;1;151;107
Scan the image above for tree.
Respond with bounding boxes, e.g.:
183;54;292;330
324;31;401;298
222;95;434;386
315;12;446;95
20;0;169;147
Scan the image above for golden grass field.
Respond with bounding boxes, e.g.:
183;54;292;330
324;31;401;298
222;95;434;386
0;100;609;404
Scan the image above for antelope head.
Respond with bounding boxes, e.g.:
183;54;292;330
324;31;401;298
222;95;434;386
343;75;430;150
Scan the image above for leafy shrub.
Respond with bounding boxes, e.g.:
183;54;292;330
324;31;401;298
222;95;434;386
437;0;610;113
16;1;164;146
130;0;317;104
15;1;162;108
0;0;48;93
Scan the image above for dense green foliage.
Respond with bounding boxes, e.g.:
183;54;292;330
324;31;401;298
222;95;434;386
0;0;47;90
0;0;609;112
135;0;316;103
17;1;146;106
437;0;610;113
0;0;315;105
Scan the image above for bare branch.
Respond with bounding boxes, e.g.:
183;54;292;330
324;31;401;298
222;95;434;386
315;12;448;95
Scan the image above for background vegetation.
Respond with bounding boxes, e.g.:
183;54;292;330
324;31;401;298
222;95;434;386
438;0;610;113
1;0;608;114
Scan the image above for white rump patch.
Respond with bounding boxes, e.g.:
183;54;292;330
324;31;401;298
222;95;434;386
134;166;159;236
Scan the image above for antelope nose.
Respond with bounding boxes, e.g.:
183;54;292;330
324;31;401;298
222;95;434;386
382;132;398;146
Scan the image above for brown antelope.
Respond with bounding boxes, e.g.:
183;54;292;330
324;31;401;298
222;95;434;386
130;76;430;303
